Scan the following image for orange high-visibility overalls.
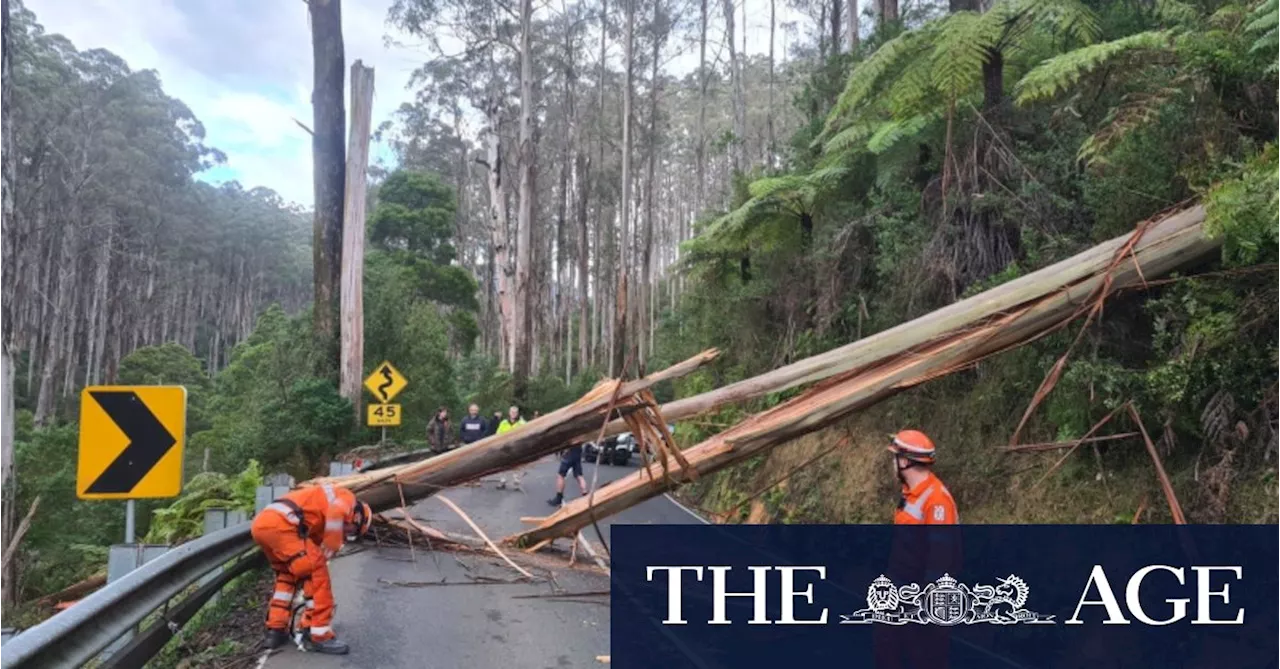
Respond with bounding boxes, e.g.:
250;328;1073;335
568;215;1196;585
875;471;961;669
250;483;356;642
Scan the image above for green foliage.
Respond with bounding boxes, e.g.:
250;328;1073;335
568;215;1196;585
117;342;212;432
190;305;350;476
1204;145;1280;266
13;423;123;599
144;461;262;545
370;170;459;264
1014;31;1174;105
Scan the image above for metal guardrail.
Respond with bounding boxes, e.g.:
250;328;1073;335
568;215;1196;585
0;523;257;669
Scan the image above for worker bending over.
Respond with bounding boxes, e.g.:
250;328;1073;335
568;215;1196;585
250;483;372;655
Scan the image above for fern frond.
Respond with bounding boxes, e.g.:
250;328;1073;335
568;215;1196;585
1078;86;1182;165
1152;0;1199;26
931;12;997;102
1039;0;1103;44
889;52;938;117
867;114;936;154
1248;0;1278;63
822;26;935;138
821;120;879;157
748;176;807;200
805;165;850;191
1014;30;1173;106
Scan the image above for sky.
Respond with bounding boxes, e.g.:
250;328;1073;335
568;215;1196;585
26;0;802;209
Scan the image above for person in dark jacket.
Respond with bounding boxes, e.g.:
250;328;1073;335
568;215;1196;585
458;404;487;445
428;407;451;452
487;411;503;437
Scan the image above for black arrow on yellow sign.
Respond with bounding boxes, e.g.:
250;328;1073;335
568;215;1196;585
84;390;178;495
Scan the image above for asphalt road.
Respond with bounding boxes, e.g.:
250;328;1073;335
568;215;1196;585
263;453;705;669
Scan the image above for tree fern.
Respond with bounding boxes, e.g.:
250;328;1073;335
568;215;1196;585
1248;0;1278;70
1014;31;1173;105
931;12;997;103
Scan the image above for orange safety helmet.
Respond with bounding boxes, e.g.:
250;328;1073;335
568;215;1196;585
346;500;373;541
887;429;936;465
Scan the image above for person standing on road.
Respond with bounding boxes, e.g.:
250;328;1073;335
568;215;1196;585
496;406;527;490
458;403;487;446
487;410;503;437
428;407;451;452
547;442;588;506
251;483;372;655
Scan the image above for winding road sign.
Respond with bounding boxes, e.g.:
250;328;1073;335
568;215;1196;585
76;386;187;500
363;361;408;403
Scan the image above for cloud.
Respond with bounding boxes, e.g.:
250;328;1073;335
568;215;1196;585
25;0;424;208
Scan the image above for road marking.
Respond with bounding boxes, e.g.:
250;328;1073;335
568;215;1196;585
662;493;710;524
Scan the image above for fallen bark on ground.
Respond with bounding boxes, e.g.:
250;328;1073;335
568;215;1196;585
305;350;717;511
512;206;1217;545
587;206;1216;442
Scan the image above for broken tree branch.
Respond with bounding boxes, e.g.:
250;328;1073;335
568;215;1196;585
436;494;536;580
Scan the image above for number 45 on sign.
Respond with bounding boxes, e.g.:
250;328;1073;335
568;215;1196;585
367;403;401;427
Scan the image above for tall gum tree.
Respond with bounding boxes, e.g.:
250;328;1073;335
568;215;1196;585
308;0;347;376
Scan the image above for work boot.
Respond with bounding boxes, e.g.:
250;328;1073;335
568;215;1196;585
263;628;290;650
547;493;563;506
305;637;351;655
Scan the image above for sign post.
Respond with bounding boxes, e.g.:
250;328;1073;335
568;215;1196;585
76;385;187;659
363;361;407;448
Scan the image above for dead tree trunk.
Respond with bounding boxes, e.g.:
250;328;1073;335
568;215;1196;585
340;62;374;422
308;0;346;376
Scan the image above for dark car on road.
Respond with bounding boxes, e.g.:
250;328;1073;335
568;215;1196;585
584;432;635;466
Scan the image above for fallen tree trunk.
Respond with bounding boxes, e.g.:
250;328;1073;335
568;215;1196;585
589;205;1215;440
309;350;718;511
512;206;1216;545
29;572;106;608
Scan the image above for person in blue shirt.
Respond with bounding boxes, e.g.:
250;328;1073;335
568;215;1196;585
458;404;487;446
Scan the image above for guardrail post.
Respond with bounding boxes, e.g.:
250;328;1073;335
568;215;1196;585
101;543;170;660
197;509;248;606
328;461;355;477
255;474;295;515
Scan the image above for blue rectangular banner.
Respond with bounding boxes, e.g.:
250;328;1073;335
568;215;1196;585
610;525;1278;669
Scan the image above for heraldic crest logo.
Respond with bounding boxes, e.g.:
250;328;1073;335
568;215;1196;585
840;574;1055;626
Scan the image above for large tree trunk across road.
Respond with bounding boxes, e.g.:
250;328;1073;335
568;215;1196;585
512;206;1217;545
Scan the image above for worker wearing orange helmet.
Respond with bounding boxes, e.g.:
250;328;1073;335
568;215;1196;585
250;483;373;655
874;430;959;669
888;429;957;525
